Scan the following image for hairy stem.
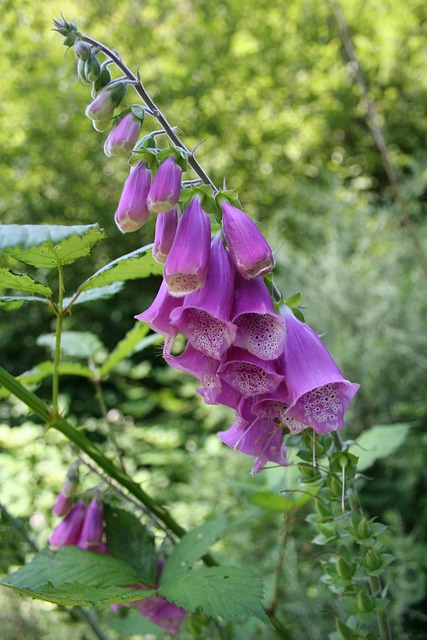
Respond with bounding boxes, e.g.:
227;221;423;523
52;258;64;419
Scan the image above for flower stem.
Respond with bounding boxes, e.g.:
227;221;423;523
80;34;218;195
52;258;64;420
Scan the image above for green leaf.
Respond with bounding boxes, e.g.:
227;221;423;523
250;491;311;512
0;224;105;268
37;331;105;359
79;245;163;292
104;507;157;586
159;566;268;624
0;296;49;310
285;292;302;308
162;517;227;581
0;547;151;607
0;267;52;296
350;423;411;472
63;282;125;310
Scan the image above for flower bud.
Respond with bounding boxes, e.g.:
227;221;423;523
52;464;80;517
93;65;112;93
77;59;91;85
77;497;104;550
221;201;275;279
147;156;182;213
356;589;375;613
164;196;211;296
337;556;355;579
104;113;142;157
52;491;73;518
49;500;86;549
84;55;101;82
114;161;152;233
73;39;91;61
152;207;179;263
85;82;127;123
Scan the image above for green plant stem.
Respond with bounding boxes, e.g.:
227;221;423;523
80;33;218;195
0;366;290;638
52;259;65;420
332;432;393;640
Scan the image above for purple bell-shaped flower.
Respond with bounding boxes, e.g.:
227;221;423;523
164;196;211;296
49;499;86;549
221;201;275;279
152;207;179;263
147;155;182;213
77;496;104;550
104;112;142;157
279;306;360;434
170;234;237;360
217;346;284;398
231;271;286;361
114;161;152;233
135;279;184;338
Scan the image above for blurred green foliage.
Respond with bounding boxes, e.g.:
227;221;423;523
1;0;427;638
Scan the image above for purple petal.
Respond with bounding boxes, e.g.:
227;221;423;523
217;347;284;397
152;207;179;263
135;279;184;337
147;156;182;213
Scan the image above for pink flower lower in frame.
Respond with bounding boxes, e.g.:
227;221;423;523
164;196;211;296
49;499;87;549
77;496;104;550
217;346;284;398
114;161;152;233
135;279;184;338
170;234;237;359
231;271;286;361
147;155;182;213
163;338;222;404
279;305;360;434
221;200;275;279
152;206;179;263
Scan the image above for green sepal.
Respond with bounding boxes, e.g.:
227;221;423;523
285;292;302;308
93;62;112;94
77;58;91;85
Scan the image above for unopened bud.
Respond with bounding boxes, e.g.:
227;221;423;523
74;39;91;61
93;65;112;94
356;589;375;613
153;207;179;263
77;59;91;85
337;556;355;579
77;496;104;550
114;162;152;233
85;82;127;123
84;55;101;82
357;517;372;540
147;155;182;213
104;112;142;157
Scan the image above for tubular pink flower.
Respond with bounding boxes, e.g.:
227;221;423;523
52;491;73;517
77;497;104;550
221;201;275;279
152;206;179;263
164;196;211;296
135;279;184;338
163;338;221;404
104;113;142;157
231;271;286;360
217;346;284;398
279;305;360;434
49;499;86;549
114;161;152;233
147;155;182;213
218;414;287;474
133;597;187;634
170;234;237;359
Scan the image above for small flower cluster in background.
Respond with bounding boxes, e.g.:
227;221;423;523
64;28;359;474
50;467;187;634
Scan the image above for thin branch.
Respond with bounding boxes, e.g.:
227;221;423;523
80;34;219;195
330;0;427;283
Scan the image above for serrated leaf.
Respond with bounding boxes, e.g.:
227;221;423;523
104;507;157;586
0;267;52;296
79;245;163;292
63;282;125;310
162;518;227;581
159;566;268;624
37;331;104;359
100;322;150;378
0;224;105;268
0;547;151;607
0;296;49;309
350;423;410;472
